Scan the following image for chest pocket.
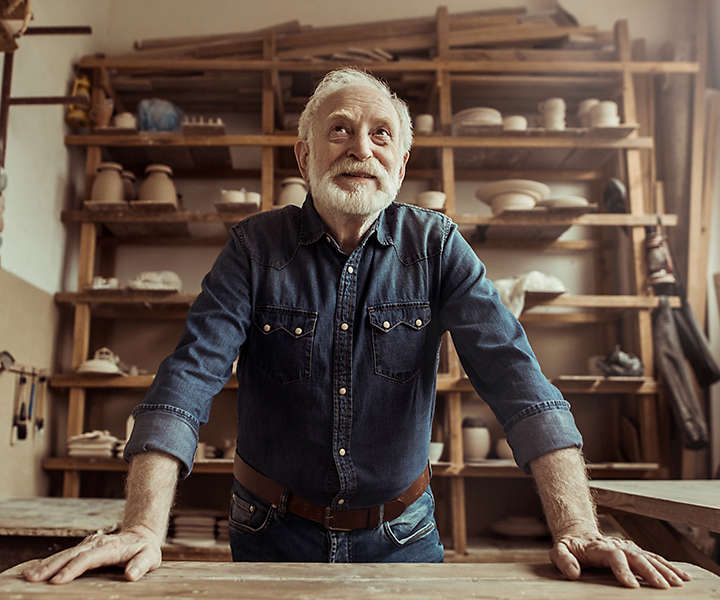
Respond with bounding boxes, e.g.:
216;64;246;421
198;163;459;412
368;302;431;383
250;306;317;384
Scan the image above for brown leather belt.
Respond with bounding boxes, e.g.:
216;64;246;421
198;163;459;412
233;454;430;531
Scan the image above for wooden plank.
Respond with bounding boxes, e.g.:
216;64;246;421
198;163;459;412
590;480;720;532
437;374;662;395
686;0;710;323
0;498;124;537
75;55;701;74
4;559;716;596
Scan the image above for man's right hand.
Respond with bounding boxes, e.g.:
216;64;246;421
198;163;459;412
22;525;162;584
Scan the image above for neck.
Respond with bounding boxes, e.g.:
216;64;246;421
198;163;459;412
313;200;380;254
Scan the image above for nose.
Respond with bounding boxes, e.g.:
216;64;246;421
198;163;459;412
347;132;372;161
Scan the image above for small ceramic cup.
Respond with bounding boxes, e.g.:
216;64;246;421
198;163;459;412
590;101;620;127
113;112;137;129
578;98;600;127
543;114;566;131
245;191;261;208
502;115;528;131
538;97;566;113
414;114;434;134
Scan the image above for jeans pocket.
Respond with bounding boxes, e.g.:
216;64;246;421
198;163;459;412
249;305;317;384
382;489;436;547
369;302;431;383
228;484;276;534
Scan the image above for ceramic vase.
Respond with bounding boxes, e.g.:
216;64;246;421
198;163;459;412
90;162;124;204
139;164;177;206
463;426;491;461
277;177;308;207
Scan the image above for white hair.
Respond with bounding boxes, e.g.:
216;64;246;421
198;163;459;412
297;68;413;156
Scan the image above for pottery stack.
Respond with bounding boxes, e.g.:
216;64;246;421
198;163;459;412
538;97;565;131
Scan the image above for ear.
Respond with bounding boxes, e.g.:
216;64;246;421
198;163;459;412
294;140;310;180
397;152;409;186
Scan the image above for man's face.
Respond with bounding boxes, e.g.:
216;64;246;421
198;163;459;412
295;85;409;217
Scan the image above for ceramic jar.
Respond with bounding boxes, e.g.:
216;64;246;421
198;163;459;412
138;164;177;206
462;418;491;462
414;114;434;134
277;177;308;207
121;170;137;201
590;101;620;127
113;112;137;129
90;162;124;204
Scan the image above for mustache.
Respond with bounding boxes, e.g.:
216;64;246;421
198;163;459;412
326;158;389;181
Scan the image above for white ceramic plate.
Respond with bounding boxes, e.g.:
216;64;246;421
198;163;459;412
538;196;589;208
476;180;551;203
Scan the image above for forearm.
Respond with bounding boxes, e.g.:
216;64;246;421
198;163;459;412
122;450;180;543
530;446;600;540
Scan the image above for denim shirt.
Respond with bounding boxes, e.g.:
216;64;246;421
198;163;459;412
125;196;582;508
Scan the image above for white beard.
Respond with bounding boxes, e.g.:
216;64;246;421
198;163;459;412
308;155;400;217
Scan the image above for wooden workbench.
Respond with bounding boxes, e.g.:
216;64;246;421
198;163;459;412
590;480;720;575
0;498;124;572
1;561;718;598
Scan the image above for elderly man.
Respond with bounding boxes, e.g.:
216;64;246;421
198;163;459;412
25;69;688;588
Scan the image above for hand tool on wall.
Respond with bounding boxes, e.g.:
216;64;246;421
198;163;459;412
17;374;28;441
11;373;27;443
35;373;46;436
27;369;36;433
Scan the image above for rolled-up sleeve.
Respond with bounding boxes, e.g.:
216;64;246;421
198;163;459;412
437;223;583;472
124;226;252;477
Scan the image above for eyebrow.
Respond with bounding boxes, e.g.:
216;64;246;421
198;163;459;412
326;110;395;133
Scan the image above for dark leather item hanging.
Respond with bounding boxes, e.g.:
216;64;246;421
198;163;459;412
653;296;709;449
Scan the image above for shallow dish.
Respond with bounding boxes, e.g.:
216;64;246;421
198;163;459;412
538;196;589;209
476;179;550;203
491;192;536;214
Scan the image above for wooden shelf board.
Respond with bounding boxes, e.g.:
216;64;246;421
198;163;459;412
75;56;700;75
437;373;661;394
43;457;659;479
55;291;197;305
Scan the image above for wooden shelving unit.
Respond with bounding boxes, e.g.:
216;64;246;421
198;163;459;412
50;10;701;558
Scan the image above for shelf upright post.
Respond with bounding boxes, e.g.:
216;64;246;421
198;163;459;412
63;68;103;497
435;5;466;556
261;33;276;211
615;20;660;466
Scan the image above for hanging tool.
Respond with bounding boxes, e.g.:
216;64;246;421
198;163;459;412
27;369;36;433
34;373;46;436
11;373;27;443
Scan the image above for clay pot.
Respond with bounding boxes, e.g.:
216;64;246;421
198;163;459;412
91;97;114;128
121;170;137;201
462;425;491;462
277;177;308;207
138;164;177;206
90;162;124;204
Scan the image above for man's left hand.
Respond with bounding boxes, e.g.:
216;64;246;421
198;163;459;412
550;533;691;589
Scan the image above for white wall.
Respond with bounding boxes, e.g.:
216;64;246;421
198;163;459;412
1;0;111;293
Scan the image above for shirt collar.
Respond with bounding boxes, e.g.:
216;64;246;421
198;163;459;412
298;193;394;248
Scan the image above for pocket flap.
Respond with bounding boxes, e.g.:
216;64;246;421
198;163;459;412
254;306;317;338
368;303;431;333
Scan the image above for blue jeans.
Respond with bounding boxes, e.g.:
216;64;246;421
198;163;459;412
228;478;444;563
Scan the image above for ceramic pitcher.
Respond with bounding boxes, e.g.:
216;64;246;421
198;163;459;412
90;162;124;204
138;164;177;206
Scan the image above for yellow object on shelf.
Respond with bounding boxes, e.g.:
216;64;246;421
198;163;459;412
65;74;91;129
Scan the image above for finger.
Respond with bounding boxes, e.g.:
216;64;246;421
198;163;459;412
605;548;639;588
646;552;692;581
646;555;685;587
551;541;582;580
124;546;161;581
626;553;670;589
49;539;139;584
23;544;90;582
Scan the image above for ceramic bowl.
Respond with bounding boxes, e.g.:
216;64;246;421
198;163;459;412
476;180;550;204
538;195;589;209
463;426;491;461
502;115;527;131
452;107;502;125
490;192;536;214
429;442;444;463
221;189;247;203
416;190;446;209
414;114;434;134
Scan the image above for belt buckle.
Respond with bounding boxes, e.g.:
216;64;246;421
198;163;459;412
323;506;351;531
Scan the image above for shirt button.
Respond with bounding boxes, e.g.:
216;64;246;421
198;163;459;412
294;327;303;335
347;266;354;274
383;320;390;329
339;448;346;456
338;498;345;505
263;324;271;332
339;387;347;395
340;322;349;331
415;319;423;326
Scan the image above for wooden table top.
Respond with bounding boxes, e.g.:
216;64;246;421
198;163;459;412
0;498;124;537
590;480;720;532
1;561;718;599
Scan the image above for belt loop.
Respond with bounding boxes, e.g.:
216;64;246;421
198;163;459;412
376;503;384;528
277;486;289;518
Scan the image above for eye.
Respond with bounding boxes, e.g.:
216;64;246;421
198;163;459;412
375;127;391;137
331;125;348;134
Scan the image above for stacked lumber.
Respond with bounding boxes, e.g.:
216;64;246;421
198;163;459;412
102;6;616;114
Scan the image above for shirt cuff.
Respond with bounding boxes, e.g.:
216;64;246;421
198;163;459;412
506;402;583;473
123;406;198;479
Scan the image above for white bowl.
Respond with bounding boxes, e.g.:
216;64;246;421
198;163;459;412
503;115;527;131
429;442;444;463
416;190;446;209
538;196;589;209
221;189;247;203
463;426;491;461
491;192;536;214
476;180;550;204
